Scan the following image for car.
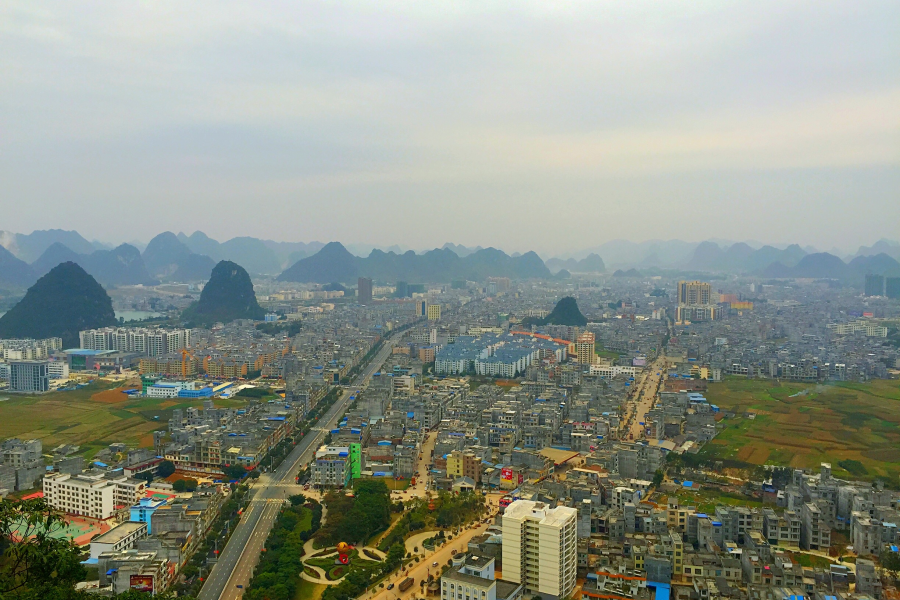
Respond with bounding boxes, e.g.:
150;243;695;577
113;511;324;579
387;584;395;590
236;584;244;589
432;561;439;567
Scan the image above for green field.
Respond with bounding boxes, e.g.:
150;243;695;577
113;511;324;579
700;378;900;484
0;379;247;459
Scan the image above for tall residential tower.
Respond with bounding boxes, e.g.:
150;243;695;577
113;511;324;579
501;500;577;600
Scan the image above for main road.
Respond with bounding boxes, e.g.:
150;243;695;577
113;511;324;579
622;353;668;440
199;333;401;600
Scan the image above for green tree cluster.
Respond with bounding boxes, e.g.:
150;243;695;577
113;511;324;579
321;540;405;600
317;480;392;546
173;478;198;493
244;499;322;600
378;491;486;552
0;498;184;600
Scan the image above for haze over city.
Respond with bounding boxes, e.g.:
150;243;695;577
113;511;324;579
2;4;900;600
2;2;899;254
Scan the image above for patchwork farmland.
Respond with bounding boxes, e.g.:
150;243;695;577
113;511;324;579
0;379;246;459
699;378;900;484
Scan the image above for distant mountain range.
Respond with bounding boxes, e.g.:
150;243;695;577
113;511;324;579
277;242;551;283
176;231;324;274
1;229;898;290
545;253;606;274
761;252;900;281
32;242;158;286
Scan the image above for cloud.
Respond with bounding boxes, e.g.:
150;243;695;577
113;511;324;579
0;1;897;253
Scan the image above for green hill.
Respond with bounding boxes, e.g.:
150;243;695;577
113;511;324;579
0;262;116;346
523;296;588;327
182;260;264;326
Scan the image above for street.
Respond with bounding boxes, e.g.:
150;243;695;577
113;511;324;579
198;335;400;600
622;354;667;441
364;518;497;600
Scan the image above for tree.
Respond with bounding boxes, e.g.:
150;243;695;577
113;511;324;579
157;460;176;478
134;471;154;484
224;464;248;479
173;478;198;493
651;470;664;488
882;550;900;579
0;498;87;597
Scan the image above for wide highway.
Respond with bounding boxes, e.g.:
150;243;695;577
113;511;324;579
199;333;400;600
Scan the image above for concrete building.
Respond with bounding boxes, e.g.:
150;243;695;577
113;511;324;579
800;502;831;551
8;360;49;393
575;332;595;365
358;277;373;304
441;554;524;600
447;450;482;484
864;274;885;296
43;472;145;520
428;304;442;321
89;521;148;560
79;327;192;356
311;444;361;488
501;500;577;600
676;280;718;324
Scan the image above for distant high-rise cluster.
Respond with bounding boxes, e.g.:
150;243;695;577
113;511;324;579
357;277;373;304
676;280;718;324
864;274;884;297
79;327;192;356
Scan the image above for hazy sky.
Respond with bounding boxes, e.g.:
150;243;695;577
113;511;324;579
1;1;898;255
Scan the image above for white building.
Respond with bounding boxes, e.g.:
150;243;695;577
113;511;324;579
145;380;193;398
441;554;524;600
501;500;577;600
47;360;70;380
89;521;148;560
43;472;146;520
79;327;192;356
826;321;888;337
588;364;639;378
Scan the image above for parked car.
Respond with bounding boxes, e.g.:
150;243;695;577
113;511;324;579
432;561;439;567
387;584;394;590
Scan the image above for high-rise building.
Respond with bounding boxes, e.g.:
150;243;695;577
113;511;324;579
501;500;577;600
864;274;885;297
676;280;718;323
575;332;595;365
9;360;50;393
416;300;427;317
427;304;441;321
677;280;712;305
395;281;409;298
79;327;191;356
358;277;373;304
887;277;900;299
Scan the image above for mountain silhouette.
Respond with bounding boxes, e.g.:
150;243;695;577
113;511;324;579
183;261;265;325
277;243;551;283
0;262;116;346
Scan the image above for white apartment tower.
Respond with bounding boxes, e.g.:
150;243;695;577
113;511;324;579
501;500;577;600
